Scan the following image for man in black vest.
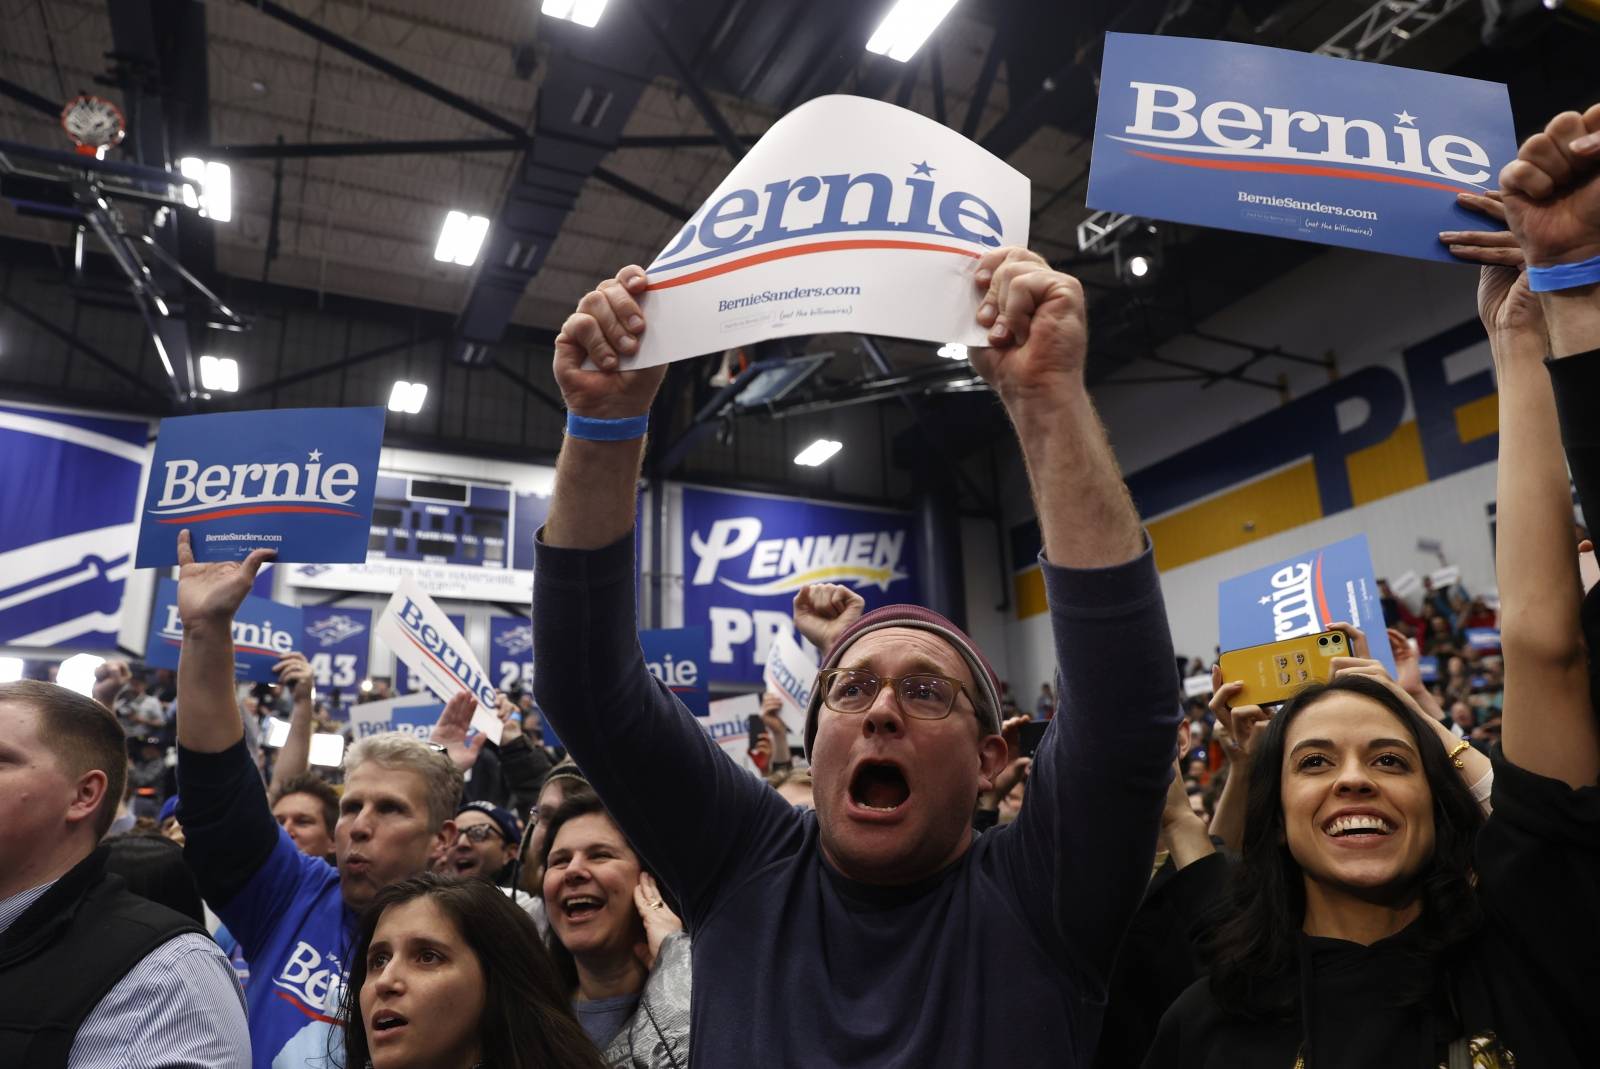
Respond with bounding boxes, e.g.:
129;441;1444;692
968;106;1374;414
0;680;249;1067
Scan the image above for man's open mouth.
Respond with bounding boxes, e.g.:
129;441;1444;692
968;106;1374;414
849;760;911;811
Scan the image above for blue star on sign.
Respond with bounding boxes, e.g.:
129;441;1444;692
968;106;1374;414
912;160;935;176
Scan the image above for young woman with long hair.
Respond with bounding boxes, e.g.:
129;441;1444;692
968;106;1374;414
337;872;606;1069
1145;155;1600;1068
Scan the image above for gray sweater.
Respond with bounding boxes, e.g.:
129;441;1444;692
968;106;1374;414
533;531;1179;1068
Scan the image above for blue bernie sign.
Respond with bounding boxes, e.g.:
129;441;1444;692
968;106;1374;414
641;627;709;717
1087;33;1516;262
136;406;385;567
1217;533;1396;679
145;577;303;682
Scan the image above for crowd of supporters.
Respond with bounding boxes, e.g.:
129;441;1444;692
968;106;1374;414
2;103;1598;1069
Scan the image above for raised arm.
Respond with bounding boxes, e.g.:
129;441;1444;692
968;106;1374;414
266;652;315;796
1488;109;1600;787
971;248;1180;979
534;267;800;917
175;531;276;754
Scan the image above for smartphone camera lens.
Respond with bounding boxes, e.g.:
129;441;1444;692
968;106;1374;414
1317;637;1328;646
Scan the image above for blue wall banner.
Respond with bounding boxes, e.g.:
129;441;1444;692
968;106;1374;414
489;616;534;693
0;403;148;649
681;486;919;686
301;605;372;700
145;577;304;682
1217;533;1396;678
135;406;385;566
641;627;709;716
1087;33;1516;262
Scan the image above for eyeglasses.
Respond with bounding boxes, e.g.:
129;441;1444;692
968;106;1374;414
817;668;970;721
457;824;504;844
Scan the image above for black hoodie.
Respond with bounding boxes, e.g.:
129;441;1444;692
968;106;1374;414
1142;751;1600;1068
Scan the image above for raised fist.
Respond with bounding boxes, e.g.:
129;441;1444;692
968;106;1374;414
552;266;668;421
1499;104;1600;268
792;583;865;655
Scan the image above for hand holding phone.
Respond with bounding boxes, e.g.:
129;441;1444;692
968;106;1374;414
1217;630;1348;707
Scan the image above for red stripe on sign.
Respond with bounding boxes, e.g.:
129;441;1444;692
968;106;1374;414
156;504;361;523
274;990;339;1025
1125;148;1474;195
403;630;472;703
1313;553;1331;627
646;239;979;292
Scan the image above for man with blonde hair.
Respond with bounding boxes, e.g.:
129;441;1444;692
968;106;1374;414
172;531;468;1068
0;679;249;1066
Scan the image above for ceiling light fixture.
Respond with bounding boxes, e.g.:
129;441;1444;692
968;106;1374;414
865;0;960;62
433;210;491;266
178;157;232;222
794;439;843;467
541;0;609;28
388;380;428;414
199;355;239;392
936;342;968;360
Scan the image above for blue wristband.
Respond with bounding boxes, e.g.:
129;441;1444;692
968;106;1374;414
566;411;649;441
1527;253;1600;293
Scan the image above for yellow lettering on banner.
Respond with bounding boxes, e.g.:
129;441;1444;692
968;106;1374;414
1346;420;1428;507
1146;461;1323;572
1013;565;1048;621
1453;394;1499;445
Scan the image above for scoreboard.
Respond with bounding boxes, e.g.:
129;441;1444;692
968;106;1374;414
285;471;549;602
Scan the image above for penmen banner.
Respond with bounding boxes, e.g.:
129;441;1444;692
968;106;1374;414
301;605;371;699
349;693;444;742
641;627;710;717
489;616;535;694
682;486;919;687
144;577;304;682
1217;533;1396;678
0;402;148;649
377;578;501;742
622;94;1030;369
1086;33;1517;262
763;628;816;738
135;406;385;566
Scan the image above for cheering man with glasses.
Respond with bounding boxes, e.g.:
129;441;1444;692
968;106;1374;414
534;246;1180;1068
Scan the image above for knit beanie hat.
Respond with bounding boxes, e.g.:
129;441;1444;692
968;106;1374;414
803;604;1004;759
456;800;520;845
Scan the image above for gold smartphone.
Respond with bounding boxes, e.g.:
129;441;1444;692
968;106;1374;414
1217;630;1347;707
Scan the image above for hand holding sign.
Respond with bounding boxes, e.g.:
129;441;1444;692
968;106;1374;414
177;529;276;630
554;266;667;419
1440;191;1546;339
1499;103;1600;267
970;248;1089;404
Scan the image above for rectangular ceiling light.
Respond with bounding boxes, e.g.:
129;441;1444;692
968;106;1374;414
542;0;609;28
865;0;960;62
198;355;239;392
178;157;232;222
433;210;490;266
936;342;968;360
794;439;843;467
388;380;428;414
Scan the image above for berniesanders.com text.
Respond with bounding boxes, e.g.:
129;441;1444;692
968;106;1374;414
718;284;861;312
1237;191;1378;222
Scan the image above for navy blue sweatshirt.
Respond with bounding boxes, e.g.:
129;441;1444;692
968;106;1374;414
533;531;1180;1068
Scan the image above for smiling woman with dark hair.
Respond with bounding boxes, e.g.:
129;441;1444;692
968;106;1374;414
1146;119;1600;1069
336;873;604;1069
